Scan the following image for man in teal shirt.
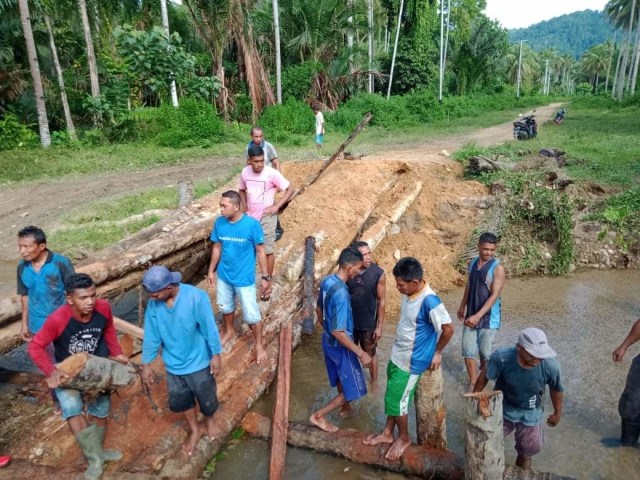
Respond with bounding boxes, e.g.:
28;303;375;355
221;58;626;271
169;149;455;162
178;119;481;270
141;266;222;457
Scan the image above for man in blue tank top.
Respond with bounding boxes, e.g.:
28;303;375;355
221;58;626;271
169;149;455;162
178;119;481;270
347;241;386;382
458;232;506;390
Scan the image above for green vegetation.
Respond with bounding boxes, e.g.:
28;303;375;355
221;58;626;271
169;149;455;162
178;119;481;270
595;187;640;253
509;10;616;59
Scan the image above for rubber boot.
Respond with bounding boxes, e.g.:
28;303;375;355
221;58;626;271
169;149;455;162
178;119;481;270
75;424;104;480
95;425;123;462
620;420;640;447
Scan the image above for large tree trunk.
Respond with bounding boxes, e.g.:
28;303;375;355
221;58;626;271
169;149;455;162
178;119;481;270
630;21;640;94
160;0;179;107
78;0;101;122
615;0;636;100
415;367;447;449
272;0;282;104
241;412;464;479
44;15;77;142
463;391;504;480
57;352;137;396
18;0;51;148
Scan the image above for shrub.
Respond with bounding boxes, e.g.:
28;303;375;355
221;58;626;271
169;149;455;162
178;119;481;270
281;62;322;101
258;99;314;139
0;113;38;150
153;98;225;148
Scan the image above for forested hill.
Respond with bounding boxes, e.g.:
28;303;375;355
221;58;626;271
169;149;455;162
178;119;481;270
509;9;616;58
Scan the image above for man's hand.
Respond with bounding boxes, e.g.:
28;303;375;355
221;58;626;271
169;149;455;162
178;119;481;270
429;352;443;371
47;369;69;389
457;306;466;322
111;354;129;364
141;364;154;386
464;314;481;328
359;351;372;367
210;354;222;377
373;326;383;341
207;270;216;288
547;412;561;427
260;278;272;298
21;325;32;342
613;345;627;363
263;205;279;216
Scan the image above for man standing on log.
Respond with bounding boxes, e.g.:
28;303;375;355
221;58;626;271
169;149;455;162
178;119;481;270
208;190;270;364
457;232;505;391
310;247;371;432
364;257;453;461
245;126;280;171
28;273;127;480
239;144;295;282
610;317;640;447
17;226;75;342
346;241;386;382
474;327;565;470
140;266;223;456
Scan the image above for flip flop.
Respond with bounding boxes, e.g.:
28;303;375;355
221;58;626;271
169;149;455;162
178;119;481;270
0;456;11;468
260;293;271;302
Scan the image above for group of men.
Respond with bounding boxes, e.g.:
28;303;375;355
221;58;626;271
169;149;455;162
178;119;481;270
10;124;640;477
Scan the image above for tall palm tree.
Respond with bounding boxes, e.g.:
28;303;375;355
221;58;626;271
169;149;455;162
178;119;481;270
581;42;610;93
78;0;100;103
17;0;50;146
606;0;637;99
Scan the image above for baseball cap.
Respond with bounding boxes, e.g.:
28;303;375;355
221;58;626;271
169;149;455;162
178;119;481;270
142;265;182;293
518;327;556;359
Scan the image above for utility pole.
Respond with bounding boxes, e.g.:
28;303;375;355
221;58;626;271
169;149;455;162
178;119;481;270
516;40;527;99
160;0;179;107
368;0;374;93
438;0;445;102
273;0;282;103
387;0;404;99
544;59;549;95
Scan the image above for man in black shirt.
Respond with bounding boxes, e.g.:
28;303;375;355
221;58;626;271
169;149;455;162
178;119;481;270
347;241;386;382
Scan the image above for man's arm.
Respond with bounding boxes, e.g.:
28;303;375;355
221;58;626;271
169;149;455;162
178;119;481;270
239;189;248;212
256;244;271;297
547;389;563;426
207;243;222;287
613;318;640;362
195;294;223;376
457;282;469;321
20;295;31;341
27;314;62;378
464;264;505;328
332;330;372;366
374;273;386;340
271;157;281;171
141;309;162;385
430;323;454;370
264;184;295;216
473;365;490;392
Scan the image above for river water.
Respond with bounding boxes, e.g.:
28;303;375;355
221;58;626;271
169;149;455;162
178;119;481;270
212;269;640;480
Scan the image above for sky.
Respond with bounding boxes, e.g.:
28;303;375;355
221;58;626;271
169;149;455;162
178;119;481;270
484;0;610;29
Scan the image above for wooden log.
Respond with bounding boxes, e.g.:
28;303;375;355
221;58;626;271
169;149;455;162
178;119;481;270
504;465;577;480
241;412;464;479
57;352;137;395
467;156;517;174
0;322;23;355
415;366;447;449
463;391;505;480
269;321;293;480
113;317;144;340
0;458;171;479
301;236;316;334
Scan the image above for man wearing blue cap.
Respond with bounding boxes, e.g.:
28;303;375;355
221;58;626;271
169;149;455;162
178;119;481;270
140;266;223;457
474;327;564;470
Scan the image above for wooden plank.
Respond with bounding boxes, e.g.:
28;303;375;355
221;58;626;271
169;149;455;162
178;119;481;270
114;317;144;340
269;321;293;480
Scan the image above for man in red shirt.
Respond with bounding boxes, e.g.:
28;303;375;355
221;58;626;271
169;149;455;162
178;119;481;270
28;273;127;480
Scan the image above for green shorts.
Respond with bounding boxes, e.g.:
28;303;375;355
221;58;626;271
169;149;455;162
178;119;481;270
384;361;421;416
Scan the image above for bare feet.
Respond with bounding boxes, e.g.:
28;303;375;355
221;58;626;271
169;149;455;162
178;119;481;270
255;345;267;364
182;424;204;456
363;431;394;446
220;329;236;345
309;414;338;433
339;404;353;418
204;417;220;441
385;437;411;460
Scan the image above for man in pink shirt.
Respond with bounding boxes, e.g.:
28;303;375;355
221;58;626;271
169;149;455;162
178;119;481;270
239;144;295;297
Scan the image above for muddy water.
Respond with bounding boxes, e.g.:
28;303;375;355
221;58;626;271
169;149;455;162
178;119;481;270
213;269;640;480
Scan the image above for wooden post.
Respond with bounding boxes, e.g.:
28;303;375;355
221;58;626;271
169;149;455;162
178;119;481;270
269;321;293;479
415;366;447;449
242;412;464;479
463;391;504;480
301;236;316;334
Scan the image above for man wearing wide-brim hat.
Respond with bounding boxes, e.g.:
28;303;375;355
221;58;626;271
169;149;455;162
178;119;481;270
474;327;565;470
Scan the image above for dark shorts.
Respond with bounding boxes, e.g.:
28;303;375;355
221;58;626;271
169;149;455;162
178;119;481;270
503;419;544;457
166;367;219;416
619;354;640;422
353;329;377;357
322;340;367;402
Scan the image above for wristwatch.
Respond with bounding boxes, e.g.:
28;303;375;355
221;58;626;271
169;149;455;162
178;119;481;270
261;275;272;281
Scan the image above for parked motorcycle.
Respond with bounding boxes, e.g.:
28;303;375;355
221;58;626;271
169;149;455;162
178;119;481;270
553;108;567;125
513;114;537;140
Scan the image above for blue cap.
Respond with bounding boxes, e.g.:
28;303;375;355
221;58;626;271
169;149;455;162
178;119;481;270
142;266;182;293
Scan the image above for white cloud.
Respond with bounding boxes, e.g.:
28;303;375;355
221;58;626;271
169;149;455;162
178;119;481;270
484;0;609;29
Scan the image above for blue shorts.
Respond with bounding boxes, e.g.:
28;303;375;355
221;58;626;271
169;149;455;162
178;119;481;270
55;387;110;420
216;278;261;324
462;326;496;361
316;134;324;145
322;335;367;402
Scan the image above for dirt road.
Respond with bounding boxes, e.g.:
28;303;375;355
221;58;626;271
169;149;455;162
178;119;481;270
0;103;560;277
